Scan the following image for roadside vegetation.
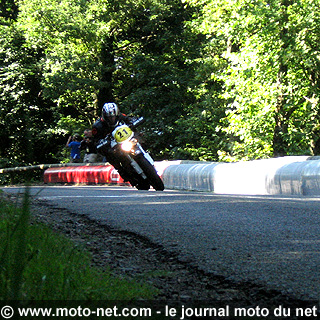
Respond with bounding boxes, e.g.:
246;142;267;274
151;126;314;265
0;189;156;300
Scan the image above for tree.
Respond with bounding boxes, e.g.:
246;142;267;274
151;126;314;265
17;0;204;159
0;22;62;166
199;0;320;160
0;0;18;20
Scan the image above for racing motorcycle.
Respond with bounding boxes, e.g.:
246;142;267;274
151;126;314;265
97;117;164;191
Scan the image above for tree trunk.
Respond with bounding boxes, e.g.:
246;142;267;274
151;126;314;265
272;0;292;157
96;37;115;115
272;116;288;157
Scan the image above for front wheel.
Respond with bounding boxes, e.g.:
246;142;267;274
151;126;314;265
135;155;164;191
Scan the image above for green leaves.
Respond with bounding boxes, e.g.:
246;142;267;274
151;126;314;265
2;0;320;166
200;0;320;160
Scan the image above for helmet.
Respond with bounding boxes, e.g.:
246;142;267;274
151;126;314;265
102;102;120;125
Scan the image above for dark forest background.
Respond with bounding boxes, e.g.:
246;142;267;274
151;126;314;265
1;0;320;167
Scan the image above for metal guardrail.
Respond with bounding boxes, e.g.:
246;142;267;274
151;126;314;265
2;156;320;174
3;157;320;195
0;163;112;174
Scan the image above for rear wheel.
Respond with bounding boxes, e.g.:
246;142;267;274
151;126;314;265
135;155;164;191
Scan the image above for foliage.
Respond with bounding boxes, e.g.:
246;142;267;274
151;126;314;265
2;0;320;165
0;22;64;165
5;0;204;162
198;0;320;161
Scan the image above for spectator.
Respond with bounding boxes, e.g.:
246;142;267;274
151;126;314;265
80;129;99;163
66;134;81;163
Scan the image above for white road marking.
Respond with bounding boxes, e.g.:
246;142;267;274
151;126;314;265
37;194;158;200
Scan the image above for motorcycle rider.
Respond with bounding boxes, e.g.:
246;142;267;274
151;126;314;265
92;102;135;181
92;102;133;140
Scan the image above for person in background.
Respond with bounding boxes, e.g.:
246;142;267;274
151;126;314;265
66;134;81;163
80;129;99;163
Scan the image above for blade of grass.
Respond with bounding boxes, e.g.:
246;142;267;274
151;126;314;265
11;186;30;299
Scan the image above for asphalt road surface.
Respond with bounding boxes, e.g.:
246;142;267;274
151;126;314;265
3;185;320;301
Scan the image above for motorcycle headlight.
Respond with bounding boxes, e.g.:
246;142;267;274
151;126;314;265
121;140;133;152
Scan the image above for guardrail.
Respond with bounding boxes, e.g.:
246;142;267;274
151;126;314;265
42;161;181;185
162;156;320;196
0;163;113;185
3;156;320;195
0;163;111;174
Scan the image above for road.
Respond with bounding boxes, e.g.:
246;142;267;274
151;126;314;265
3;185;320;301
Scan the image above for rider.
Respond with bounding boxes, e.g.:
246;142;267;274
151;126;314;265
92;102;133;140
92;102;135;180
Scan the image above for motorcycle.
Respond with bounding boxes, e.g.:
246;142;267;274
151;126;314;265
97;117;164;191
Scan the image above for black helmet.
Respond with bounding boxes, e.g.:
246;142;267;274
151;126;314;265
102;102;120;125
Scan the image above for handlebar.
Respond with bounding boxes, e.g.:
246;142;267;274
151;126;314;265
131;117;145;129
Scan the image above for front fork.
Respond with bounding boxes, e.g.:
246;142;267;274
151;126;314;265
127;143;155;180
132;142;154;165
127;155;147;180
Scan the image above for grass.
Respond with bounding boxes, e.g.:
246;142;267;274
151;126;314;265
0;188;156;301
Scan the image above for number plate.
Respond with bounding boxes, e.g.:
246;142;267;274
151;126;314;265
112;125;133;143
